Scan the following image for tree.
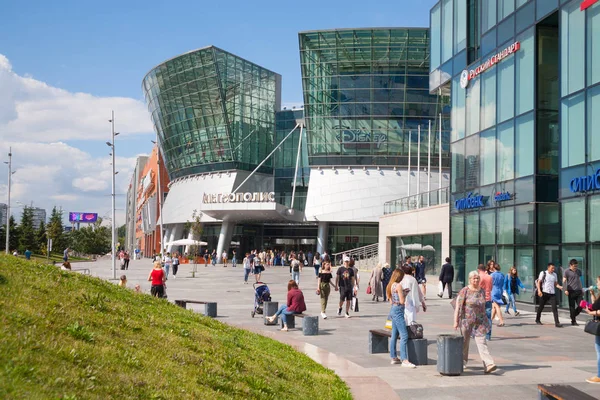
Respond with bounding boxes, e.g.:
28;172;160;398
8;216;19;253
185;210;204;277
36;221;47;254
117;224;126;250
47;206;64;254
19;207;37;253
0;225;5;252
70;218;111;256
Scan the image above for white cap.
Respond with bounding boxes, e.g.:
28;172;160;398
343;256;350;262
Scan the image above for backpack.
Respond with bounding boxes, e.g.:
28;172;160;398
292;260;300;272
534;271;546;296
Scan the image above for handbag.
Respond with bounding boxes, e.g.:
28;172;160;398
351;296;359;312
366;285;372;295
384;319;392;330
407;323;424;339
584;319;600;335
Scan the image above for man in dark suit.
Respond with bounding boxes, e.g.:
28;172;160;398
438;257;454;298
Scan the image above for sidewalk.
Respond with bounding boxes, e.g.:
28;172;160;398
84;260;600;400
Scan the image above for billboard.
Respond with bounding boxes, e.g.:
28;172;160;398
69;212;98;223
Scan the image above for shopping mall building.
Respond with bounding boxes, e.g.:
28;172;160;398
138;28;450;262
429;0;600;297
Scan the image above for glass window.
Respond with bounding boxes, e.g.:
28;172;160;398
466;212;480;244
561;1;585;96
590;196;600;242
481;68;496;130
480;128;496;185
497;56;515;123
480;210;496;244
451;247;466;288
497;121;514;181
454;0;467;54
561;245;586;305
562;199;586;243
516;28;534;115
515;247;534;299
465;247;480;274
466;78;480;136
588;3;600;86
452;140;466;192
561;93;585;168
452;76;466;141
588;85;600;163
536;0;558;20
431;4;442;71
498;207;514;244
497;15;515;46
481;29;497;58
497;247;514;273
515;112;534;177
465;134;480;189
516;1;535;34
515;204;534;244
538;204;560;244
498;0;514;20
482;0;497;33
514;176;534;204
516;0;528;7
442;0;454;63
451;214;465;245
590;245;600;291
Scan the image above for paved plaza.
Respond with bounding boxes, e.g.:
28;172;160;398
78;258;600;400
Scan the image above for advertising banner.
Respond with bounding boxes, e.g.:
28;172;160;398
69;212;98;223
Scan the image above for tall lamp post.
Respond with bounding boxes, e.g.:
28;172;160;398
106;111;119;279
151;139;164;256
4;148;13;254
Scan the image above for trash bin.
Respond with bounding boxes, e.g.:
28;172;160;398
263;301;279;325
436;334;463;376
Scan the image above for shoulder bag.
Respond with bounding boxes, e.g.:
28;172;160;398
584;318;600;336
407;322;424;339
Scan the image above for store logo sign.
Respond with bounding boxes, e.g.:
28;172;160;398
455;192;487;211
581;0;599;11
569;169;600;193
494;191;513;202
336;130;387;150
460;42;520;89
203;192;275;204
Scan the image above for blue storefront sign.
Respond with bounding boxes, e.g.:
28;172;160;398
494;191;513;202
570;169;600;193
455;192;488;211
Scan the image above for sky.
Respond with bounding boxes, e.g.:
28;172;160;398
0;0;438;226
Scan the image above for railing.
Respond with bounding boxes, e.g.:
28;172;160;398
383;186;449;215
331;243;379;270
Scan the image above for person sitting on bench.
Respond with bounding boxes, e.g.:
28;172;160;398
266;280;306;331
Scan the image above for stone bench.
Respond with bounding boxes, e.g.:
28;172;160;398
537;384;597;400
368;329;428;365
174;299;217;317
278;313;319;335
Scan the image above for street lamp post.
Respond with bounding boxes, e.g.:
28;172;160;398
106;111;119;280
4;148;12;254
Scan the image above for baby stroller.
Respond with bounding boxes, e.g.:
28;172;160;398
251;282;271;318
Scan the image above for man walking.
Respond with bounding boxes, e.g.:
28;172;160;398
63;247;70;263
438;257;454;298
415;255;427;299
536;263;564;327
563;259;583;326
335;256;356;318
478;264;493;340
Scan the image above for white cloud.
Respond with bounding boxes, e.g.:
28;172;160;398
0;53;153;142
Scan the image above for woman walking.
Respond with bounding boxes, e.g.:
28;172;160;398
313;252;322;278
453;271;496;373
382;263;392;302
243;252;251;284
162;252;172;280
584;276;600;384
316;257;334;319
387;268;416;368
400;265;427;324
148;261;166;298
490;264;506;326
172;252;180;278
368;263;384;302
266;280;306;331
504;266;525;316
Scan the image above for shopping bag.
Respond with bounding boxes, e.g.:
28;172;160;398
366;285;372;295
351;296;359;312
438;281;444;297
384;319;392;330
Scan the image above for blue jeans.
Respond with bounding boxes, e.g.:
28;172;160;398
382;280;389;302
244;268;251;282
505;293;517;313
274;304;296;326
292;271;300;285
595;335;600;378
390;305;408;361
164;264;170;279
314;266;320;277
485;301;493;340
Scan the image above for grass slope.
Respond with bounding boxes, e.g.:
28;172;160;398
0;255;352;399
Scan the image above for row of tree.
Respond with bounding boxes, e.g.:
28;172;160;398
0;207;122;257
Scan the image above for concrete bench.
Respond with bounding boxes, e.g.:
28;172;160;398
538;384;597;400
279;313;319;335
71;268;91;275
368;329;428;365
174;299;217;317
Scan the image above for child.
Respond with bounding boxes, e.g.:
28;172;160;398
61;261;72;270
134;284;141;293
119;275;127;287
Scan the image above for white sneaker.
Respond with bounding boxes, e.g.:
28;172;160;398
321;312;327;319
402;361;416;368
345;312;351;318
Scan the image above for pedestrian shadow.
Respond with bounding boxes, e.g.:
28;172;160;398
498;364;552;372
488;335;540;341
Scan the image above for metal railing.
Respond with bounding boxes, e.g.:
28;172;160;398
331;243;379;270
383;186;449;215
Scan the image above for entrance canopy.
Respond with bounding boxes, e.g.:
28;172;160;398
166;239;208;246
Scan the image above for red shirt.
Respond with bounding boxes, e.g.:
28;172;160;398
150;269;165;286
479;271;492;302
286;288;307;313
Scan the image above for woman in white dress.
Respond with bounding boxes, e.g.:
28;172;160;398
400;265;427;324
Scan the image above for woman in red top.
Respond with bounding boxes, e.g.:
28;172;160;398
147;261;166;298
266;280;306;331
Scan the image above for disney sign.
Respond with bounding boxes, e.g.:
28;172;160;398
336;129;388;150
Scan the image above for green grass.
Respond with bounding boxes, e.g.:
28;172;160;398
15;253;90;264
0;255;352;399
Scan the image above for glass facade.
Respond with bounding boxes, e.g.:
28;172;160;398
432;0;600;300
142;46;281;180
299;28;450;167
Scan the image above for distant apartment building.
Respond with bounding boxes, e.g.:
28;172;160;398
31;207;46;230
0;203;7;226
125;155;148;252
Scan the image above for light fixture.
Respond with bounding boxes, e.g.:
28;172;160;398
105;141;112;147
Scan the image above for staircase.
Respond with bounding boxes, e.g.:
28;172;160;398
331;243;379;271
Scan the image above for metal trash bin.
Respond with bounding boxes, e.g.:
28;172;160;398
263;302;279;325
436;334;464;376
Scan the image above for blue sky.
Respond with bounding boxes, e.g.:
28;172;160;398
0;0;438;223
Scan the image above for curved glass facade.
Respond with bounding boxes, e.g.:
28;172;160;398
299;28;450;167
142;46;281;179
